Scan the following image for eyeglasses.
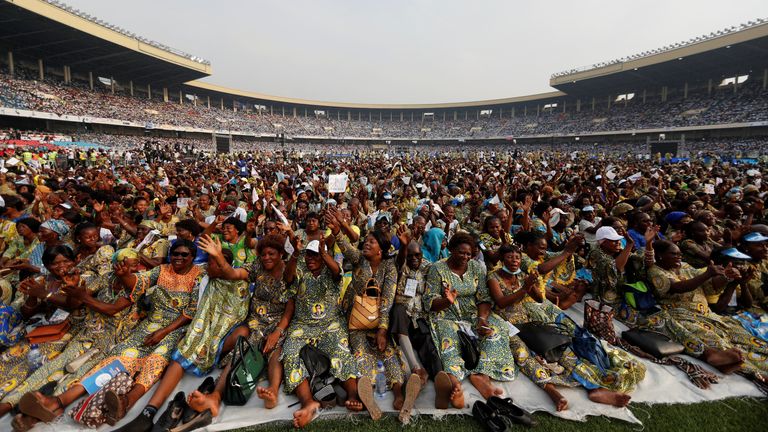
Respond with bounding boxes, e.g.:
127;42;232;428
171;251;191;258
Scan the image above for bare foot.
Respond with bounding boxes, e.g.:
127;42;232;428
357;377;382;421
469;374;503;400
543;384;568;411
434;371;453;409
413;368;428;386
392;383;405;411
448;375;465;409
293;400;320;428
587;388;631;407
257;386;278;409
187;390;221;417
11;413;39;432
703;348;744;374
344;398;364;412
398;374;422;425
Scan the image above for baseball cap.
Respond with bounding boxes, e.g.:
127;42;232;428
382;192;393;200
305;240;321;254
582;205;595;212
720;248;752;260
665;211;690;224
743;232;768;243
595;226;623;242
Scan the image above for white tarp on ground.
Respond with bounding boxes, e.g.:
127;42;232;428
3;299;764;431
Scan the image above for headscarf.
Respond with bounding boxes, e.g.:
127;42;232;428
40;219;70;239
422;227;447;263
111;248;139;264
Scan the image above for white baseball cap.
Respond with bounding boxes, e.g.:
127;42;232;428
305;240;321;253
595;226;623;243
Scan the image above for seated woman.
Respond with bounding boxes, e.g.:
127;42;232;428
680;222;720;269
71;222;115;281
116;248;250;432
738;232;768;314
121;220;170;271
206;216;256;268
643;240;768;383
490;245;645;411
478;215;512;269
172;219;208;265
7;250;140;428
332;226;405;420
185;233;295;416
424;232;517;410
282;239;360;428
19;240;204;426
515;230;587;309
0;246;84;411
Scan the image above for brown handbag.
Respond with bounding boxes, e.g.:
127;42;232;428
348;279;381;331
26;319;71;344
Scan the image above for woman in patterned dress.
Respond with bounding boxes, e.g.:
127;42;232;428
71;222;114;282
489;245;645;411
424;232;517;410
283;238;360;428
7;250;141;424
186;233;295;415
644;240;768;380
115;248;251;432
18;240;204;426
478;215;512;270
332;220;404;420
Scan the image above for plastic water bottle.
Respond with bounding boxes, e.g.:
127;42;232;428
374;361;387;398
27;344;44;373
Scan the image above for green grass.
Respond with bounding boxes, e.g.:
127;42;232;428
234;397;767;432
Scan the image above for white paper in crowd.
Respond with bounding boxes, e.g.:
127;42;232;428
328;174;348;193
6;157;20;166
233;207;248;223
200;187;209;195
406;212;413;224
158;177;170;187
628;172;642;182
493;172;499;177
297;165;304;175
489;195;501;205
756;179;762;188
0;168;6;174
251;167;258;178
271;204;289;226
541;160;548;168
402;176;411;185
506;322;521;337
276;172;285;182
176;198;190;208
359;176;368;186
704;184;716;195
404;278;418;297
606;170;617;180
251;188;259;204
651;172;659;179
283;236;295;256
312;173;319;182
715;177;723;186
515;164;522;171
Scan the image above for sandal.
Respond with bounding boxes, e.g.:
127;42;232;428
434;371;452;409
104;389;128;426
18;392;61;423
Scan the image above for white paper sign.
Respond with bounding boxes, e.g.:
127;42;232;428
176;198;190;208
297;165;304;175
715;177;723;186
328;174;348;194
284;236;295;256
704;184;716;195
271;204;289;226
402;176;411;185
251;188;259;204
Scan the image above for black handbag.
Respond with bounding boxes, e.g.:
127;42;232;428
299;344;337;405
223;336;265;406
516;322;571;363
622;329;684;359
458;330;480;370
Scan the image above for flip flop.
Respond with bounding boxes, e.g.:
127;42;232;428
18;393;60;423
357;376;382;421
434;371;452;409
398;373;422;424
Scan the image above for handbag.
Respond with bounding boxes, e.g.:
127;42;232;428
349;279;381;331
571;323;611;373
223;336;265;406
300;344;337;406
516;322;571;363
622;329;684;359
458;330;480;370
623;282;657;312
26;319;71;344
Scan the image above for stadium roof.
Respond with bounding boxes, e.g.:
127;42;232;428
0;0;211;87
550;20;768;96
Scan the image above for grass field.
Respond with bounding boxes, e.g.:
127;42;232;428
234;397;766;432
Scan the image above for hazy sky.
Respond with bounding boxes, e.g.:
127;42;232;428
62;0;768;104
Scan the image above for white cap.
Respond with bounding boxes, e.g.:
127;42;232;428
549;208;568;227
582;205;595;212
595;226;623;242
305;240;321;253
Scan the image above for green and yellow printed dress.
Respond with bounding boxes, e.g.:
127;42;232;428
338;237;405;386
1;272;140;405
172;276;251;376
80;264;203;390
645;263;768;378
423;259;517;382
282;265;357;393
241;259;291;351
489;270;645;393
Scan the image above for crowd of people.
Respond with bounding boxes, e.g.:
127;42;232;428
2;65;768;140
0;137;763;432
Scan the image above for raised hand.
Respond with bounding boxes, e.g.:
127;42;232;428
644;225;660;244
396;223;411;246
198;234;223;257
443;285;458;304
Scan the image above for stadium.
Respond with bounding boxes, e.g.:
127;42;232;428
1;0;768;154
1;1;768;432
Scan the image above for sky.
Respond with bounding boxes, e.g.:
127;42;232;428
62;0;768;104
